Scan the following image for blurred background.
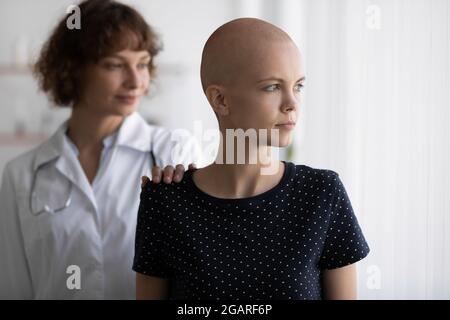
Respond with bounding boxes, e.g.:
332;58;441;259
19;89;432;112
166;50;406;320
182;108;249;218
0;0;449;299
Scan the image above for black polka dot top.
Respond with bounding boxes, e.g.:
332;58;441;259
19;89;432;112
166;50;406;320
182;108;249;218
133;162;370;300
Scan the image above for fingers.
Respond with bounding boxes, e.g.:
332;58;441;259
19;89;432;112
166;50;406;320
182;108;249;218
141;176;150;188
162;165;175;184
151;164;196;185
151;166;162;183
173;164;185;183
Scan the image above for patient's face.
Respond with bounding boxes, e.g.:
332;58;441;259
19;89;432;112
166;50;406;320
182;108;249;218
222;40;304;147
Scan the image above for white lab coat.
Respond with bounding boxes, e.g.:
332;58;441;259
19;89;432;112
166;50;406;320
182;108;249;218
0;112;201;299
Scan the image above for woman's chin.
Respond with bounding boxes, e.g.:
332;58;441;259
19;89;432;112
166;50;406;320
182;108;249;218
277;142;292;149
268;135;293;148
110;102;139;116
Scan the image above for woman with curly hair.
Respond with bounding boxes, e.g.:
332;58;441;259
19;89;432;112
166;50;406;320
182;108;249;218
0;0;199;299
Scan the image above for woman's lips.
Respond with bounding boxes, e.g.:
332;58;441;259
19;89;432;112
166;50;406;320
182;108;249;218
275;122;296;130
116;95;138;105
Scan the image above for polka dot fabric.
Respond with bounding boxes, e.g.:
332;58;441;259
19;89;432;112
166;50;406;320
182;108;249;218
133;162;370;300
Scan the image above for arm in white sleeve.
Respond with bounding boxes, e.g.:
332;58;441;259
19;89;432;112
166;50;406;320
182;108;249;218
174;132;204;168
0;163;34;299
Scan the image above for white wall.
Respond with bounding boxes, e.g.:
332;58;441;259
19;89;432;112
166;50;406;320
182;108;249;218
288;0;450;299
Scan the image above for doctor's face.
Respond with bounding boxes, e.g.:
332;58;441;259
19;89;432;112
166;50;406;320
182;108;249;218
76;49;151;117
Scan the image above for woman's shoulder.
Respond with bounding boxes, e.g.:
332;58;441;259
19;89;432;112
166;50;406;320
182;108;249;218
2;143;46;183
148;124;196;146
140;174;191;201
148;124;202;167
291;163;339;180
287;162;341;191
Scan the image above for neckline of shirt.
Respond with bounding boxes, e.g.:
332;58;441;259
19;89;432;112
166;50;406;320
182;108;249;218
184;161;295;204
64;130;119;157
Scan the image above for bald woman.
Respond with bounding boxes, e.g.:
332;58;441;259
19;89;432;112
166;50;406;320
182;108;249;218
133;18;370;300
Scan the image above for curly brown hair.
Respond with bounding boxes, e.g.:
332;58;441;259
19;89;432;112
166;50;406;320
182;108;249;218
34;0;162;107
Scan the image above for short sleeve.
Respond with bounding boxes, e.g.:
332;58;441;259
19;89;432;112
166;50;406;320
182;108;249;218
132;184;172;278
319;173;370;270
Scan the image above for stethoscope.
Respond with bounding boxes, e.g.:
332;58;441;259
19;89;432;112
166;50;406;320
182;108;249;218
29;149;157;216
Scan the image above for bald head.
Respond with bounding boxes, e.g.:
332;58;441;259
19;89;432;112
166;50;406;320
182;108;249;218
200;18;296;92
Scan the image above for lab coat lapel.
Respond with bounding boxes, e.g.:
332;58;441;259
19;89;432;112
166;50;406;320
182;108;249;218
54;149;98;213
33;123;98;213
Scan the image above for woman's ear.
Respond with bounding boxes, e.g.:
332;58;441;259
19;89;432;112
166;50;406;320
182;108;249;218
205;85;229;116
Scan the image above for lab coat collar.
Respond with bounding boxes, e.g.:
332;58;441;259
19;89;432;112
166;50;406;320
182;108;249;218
30;112;153;213
116;112;152;152
32;124;67;172
33;112;152;170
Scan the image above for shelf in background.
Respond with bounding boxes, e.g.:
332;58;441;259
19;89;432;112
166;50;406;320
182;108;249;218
0;133;48;146
0;64;32;75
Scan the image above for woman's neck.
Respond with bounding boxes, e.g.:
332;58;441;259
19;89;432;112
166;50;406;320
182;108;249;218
194;135;284;199
66;107;124;150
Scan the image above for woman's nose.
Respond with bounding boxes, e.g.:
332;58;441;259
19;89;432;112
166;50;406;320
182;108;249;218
124;67;140;89
281;91;299;112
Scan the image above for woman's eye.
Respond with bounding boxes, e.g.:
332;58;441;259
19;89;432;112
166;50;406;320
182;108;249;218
263;84;280;92
137;63;150;69
105;63;123;70
295;84;304;92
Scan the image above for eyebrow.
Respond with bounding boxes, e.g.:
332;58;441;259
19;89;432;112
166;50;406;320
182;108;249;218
257;76;306;83
107;53;151;61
